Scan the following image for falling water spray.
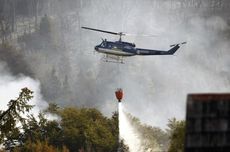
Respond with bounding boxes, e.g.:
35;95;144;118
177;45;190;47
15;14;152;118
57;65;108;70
115;89;142;151
118;102;142;152
116;89;161;152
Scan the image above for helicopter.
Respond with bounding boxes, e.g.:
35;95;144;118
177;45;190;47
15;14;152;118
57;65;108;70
82;26;186;63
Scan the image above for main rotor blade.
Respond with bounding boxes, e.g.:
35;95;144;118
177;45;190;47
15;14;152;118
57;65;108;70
82;26;119;35
124;33;157;37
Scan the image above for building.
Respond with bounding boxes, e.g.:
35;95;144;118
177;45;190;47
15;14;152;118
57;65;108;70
185;94;230;152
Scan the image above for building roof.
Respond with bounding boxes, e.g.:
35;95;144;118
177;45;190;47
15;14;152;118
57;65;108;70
187;94;230;101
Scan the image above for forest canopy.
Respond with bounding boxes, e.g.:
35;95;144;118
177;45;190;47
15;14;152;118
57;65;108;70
0;88;185;152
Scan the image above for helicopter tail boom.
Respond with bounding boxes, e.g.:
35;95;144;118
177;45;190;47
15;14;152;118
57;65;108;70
135;45;179;55
135;42;186;55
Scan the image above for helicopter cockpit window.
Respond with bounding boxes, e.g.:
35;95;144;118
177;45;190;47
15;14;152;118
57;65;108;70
108;43;112;48
101;42;106;47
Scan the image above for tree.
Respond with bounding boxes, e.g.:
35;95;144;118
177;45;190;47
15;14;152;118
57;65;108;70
39;14;51;39
21;113;48;143
9;0;16;32
0;90;119;151
124;113;166;151
0;88;33;145
118;140;129;152
0;16;11;44
41;67;61;101
44;103;60;114
167;118;185;152
60;107;118;152
0;44;34;76
32;0;39;29
14;140;69;152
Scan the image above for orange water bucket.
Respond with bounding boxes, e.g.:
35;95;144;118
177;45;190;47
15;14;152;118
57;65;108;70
115;88;123;102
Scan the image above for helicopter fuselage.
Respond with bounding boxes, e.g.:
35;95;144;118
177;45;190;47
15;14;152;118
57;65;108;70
94;40;181;57
95;40;136;56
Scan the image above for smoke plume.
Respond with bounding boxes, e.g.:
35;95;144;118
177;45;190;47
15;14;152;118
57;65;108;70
0;61;48;115
2;0;230;128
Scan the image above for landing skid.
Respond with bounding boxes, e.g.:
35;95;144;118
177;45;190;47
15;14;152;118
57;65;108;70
101;54;124;64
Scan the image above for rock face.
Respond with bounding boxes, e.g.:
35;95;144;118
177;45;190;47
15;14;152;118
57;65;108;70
185;94;230;152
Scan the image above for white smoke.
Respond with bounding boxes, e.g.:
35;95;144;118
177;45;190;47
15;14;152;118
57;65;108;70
0;61;48;115
2;0;229;130
119;15;230;128
76;1;230;129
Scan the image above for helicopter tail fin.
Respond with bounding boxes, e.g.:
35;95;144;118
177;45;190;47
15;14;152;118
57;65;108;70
167;42;186;55
170;41;186;47
167;45;180;54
